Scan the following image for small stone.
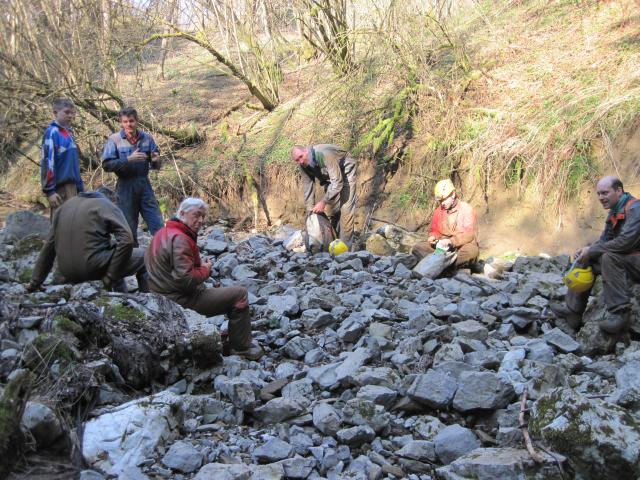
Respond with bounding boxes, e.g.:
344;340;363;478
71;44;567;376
356;385;397;408
543;327;580;353
453;320;488;340
162;441;203;473
453;371;515;412
434;424;480;465
21;402;64;448
336;425;376;446
252;438;293;463
408;370;457;409
396;440;437;463
313;402;342;436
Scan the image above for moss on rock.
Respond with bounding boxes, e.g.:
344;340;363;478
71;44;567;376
22;333;78;374
0;369;35;478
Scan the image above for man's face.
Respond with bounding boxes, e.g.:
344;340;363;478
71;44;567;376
292;148;309;167
440;192;457;209
596;180;623;210
182;208;206;233
54;107;75;128
120;115;138;134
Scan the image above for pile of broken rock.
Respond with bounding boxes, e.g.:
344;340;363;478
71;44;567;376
0;211;639;480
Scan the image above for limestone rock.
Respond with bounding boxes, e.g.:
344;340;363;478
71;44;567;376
530;387;640;479
436;447;566;480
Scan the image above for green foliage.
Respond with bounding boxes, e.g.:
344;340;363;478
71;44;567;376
358;83;418;163
504;156;525;188
10;236;44;259
104;302;146;324
566;142;598;196
0;369;34;478
54;315;83;336
22;333;78;374
18;267;33;284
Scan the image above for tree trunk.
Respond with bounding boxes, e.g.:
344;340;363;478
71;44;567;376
158;0;178;80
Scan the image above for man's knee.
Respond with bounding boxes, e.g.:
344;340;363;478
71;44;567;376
232;286;249;310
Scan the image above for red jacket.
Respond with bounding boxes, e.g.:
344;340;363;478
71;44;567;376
430;199;478;248
145;219;209;304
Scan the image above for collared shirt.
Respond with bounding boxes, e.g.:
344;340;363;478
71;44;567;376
40;121;84;195
101;129;160;178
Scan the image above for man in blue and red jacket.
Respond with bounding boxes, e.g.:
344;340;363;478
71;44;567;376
553;176;640;336
40;98;84;217
101;107;164;245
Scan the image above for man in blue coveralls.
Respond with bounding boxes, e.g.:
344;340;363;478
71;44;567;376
101;107;164;245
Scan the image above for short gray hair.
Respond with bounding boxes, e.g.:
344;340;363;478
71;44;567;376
177;197;208;220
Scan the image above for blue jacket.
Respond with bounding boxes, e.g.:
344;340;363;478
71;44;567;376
40;121;84;195
101;130;160;179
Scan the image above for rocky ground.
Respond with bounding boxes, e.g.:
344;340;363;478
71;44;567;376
1;211;639;480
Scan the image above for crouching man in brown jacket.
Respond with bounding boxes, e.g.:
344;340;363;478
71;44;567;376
144;198;263;360
27;186;148;292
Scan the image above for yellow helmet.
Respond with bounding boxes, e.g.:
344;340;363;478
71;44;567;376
563;265;594;293
434;179;455;201
328;239;349;256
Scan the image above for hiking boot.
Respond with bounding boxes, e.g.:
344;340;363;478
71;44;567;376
230;341;264;361
599;310;630;335
549;302;582;332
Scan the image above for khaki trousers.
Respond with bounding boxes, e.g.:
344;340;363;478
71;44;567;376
411;241;479;267
50;183;78;221
325;158;357;246
181;286;252;350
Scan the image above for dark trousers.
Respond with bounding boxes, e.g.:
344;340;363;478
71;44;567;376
116;176;164;245
566;252;640;314
181;286;252;350
411;241;479;267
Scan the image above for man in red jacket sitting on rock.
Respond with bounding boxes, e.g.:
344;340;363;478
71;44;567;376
144;197;263;360
412;179;479;267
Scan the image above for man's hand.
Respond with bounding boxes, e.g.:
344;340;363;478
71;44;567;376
102;275;115;291
312;200;326;214
427;235;438;245
127;149;147;163
48;193;62;208
575;246;590;264
150;151;161;168
437;238;452;249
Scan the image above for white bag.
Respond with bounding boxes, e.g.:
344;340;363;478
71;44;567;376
413;250;457;278
304;213;336;254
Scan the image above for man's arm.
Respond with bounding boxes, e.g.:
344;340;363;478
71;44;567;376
301;168;316;213
41;130;57;196
429;208;443;240
101;137;135;175
170;235;210;290
589;204;640;258
29;215;58;288
149;135;162;171
321;151;344;207
102;204;135;284
451;204;477;247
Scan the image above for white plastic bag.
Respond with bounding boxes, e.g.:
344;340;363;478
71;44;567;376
304;213;336;254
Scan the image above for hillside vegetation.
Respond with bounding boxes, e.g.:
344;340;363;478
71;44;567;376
1;0;639;254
